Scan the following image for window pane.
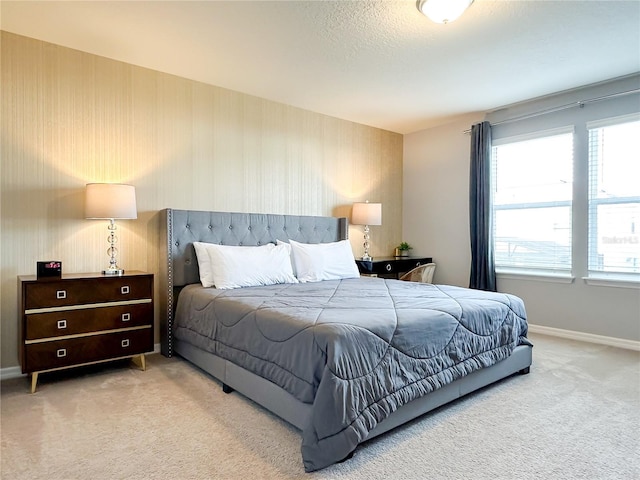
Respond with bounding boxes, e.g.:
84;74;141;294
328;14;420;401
494;134;573;205
588;119;640;275
493;132;573;272
590;203;640;274
591;122;640;199
495;207;571;271
593;203;640;273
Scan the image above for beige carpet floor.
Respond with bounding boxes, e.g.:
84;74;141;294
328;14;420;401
1;333;639;480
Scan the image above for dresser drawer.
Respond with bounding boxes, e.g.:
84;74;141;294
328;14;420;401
24;328;153;372
25;303;153;340
24;275;153;310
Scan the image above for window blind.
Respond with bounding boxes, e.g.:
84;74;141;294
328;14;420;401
587;115;640;276
492;129;574;273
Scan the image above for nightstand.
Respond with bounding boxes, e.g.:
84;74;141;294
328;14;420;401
18;271;154;393
355;257;433;279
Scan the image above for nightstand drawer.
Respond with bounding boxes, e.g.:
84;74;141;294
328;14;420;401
24;276;153;310
25;303;153;340
368;259;430;275
24;328;153;372
377;261;398;274
355;257;432;279
393;258;429;272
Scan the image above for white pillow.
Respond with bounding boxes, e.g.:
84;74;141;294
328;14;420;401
288;239;360;283
192;242;298;289
193;242;217;288
276;239;295;276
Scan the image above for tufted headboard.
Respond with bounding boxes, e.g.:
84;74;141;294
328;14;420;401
159;208;348;356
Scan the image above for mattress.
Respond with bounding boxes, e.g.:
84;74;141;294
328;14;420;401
174;276;530;471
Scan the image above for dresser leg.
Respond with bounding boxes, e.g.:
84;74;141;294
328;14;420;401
30;372;39;394
132;354;146;371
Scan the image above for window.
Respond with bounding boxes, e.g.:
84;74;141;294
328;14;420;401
588;116;640;276
492;129;574;274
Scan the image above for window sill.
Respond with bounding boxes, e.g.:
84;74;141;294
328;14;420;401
497;271;574;284
583;276;640;289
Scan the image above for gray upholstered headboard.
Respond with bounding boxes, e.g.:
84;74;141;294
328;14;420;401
159;208;348;356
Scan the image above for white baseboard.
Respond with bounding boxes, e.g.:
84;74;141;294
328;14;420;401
1;343;163;382
0;366;23;381
529;324;640;351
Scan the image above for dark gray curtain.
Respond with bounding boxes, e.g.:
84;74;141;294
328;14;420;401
469;121;496;291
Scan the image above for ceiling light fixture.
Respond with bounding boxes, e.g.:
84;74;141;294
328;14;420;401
416;0;474;24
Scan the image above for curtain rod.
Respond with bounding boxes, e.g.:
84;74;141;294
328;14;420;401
463;88;640;134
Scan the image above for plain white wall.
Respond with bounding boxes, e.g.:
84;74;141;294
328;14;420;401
403;78;640;343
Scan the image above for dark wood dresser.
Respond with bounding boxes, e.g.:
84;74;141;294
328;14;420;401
18;271;154;393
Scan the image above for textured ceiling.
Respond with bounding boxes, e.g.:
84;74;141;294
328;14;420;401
2;0;639;134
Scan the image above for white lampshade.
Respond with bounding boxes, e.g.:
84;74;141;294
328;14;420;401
416;0;474;24
85;183;137;219
352;202;382;226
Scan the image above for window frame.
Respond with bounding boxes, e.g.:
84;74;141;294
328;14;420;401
586;113;640;282
491;126;575;277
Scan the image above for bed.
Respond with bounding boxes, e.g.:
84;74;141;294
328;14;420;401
159;208;532;472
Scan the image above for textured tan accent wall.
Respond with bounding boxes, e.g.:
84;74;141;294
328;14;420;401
0;31;403;369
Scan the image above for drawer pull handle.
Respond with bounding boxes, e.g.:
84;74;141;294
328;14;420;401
121;339;130;348
56;348;67;358
121;286;130;295
56;290;66;299
57;320;67;329
385;264;392;272
121;313;131;322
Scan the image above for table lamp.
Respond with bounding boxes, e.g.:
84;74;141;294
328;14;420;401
85;183;137;275
352;201;382;261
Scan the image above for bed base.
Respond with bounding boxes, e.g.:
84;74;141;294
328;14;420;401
175;339;312;430
175;338;532;441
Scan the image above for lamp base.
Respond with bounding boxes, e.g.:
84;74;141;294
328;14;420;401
102;268;125;276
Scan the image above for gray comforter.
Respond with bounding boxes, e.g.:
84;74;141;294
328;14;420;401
174;277;529;471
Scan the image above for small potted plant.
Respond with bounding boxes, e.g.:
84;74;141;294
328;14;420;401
395;242;412;257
